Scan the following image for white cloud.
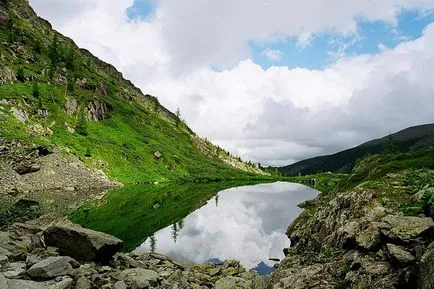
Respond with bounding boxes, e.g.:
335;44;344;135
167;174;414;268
261;48;283;62
28;0;434;166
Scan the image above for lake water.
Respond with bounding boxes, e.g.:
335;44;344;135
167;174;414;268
134;182;318;272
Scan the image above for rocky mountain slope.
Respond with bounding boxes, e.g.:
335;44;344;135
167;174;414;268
278;123;434;176
0;0;264;191
271;147;434;288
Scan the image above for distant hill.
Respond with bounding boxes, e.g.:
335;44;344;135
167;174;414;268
278;124;434;176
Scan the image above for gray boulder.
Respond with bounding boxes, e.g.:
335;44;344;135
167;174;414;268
74;276;92;289
43;225;123;262
356;223;382;251
378;215;433;242
2;262;26;279
118;268;160;288
386;244;415;264
27;256;73;279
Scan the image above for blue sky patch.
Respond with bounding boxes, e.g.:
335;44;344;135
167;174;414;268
126;0;156;21
250;10;434;70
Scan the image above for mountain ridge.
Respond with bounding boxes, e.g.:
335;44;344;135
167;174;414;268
278;123;434;176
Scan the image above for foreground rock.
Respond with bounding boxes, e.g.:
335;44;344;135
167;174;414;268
270;183;434;289
0;215;266;289
26;256;76;279
44;225;123;262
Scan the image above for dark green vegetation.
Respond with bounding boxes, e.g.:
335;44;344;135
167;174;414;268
70;180;270;251
0;0;263;184
278;124;434;176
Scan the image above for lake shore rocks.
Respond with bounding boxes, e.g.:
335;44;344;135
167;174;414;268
0;214;268;289
270;186;434;289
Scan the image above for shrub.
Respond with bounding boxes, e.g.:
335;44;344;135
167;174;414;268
76;109;88;136
85;146;91;157
67;79;75;92
65;46;75;71
33;38;42;53
16;67;25;82
32;82;40;98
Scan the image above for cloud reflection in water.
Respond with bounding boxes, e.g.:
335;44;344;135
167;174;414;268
135;182;318;270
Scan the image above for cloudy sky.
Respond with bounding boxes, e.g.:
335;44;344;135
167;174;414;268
29;0;434;166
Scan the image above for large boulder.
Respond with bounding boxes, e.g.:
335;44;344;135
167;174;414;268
378;215;433;242
43;225;123;262
386;244;415;264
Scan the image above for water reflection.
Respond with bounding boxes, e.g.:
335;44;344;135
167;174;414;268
135;182;318;271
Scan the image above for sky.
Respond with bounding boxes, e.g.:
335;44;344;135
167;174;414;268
29;0;434;166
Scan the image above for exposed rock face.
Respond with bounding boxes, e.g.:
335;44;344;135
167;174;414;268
270;184;434;289
0;67;17;84
0;139;117;227
85;100;108;122
386;243;415;264
378;214;433;242
10;107;28;123
43;225;123;262
65;99;77;115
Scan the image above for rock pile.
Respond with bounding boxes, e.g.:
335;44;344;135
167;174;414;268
0;215;267;289
270;188;434;289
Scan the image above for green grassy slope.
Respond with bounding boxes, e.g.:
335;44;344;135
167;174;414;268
0;0;263;183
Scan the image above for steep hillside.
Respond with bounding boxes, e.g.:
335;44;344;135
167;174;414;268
278;123;434;176
0;0;264;187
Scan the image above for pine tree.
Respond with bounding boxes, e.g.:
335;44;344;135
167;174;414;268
175;107;181;126
76;109;88;136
